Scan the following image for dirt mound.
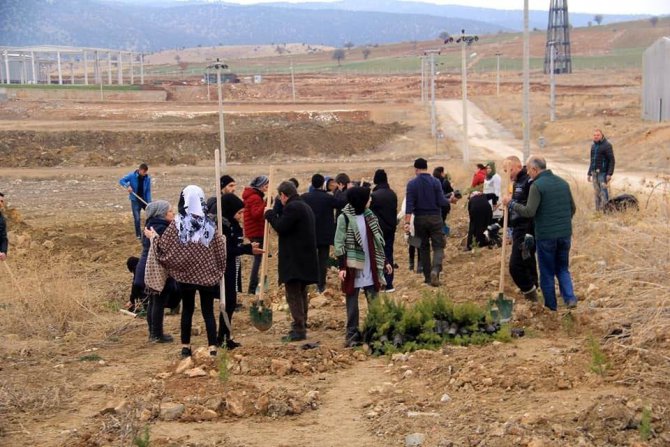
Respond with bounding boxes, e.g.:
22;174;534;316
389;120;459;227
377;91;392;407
0;116;410;168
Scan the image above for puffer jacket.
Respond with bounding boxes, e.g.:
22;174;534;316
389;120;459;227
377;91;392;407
242;187;266;239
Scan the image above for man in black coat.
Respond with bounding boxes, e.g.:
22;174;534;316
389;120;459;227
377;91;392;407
302;174;345;293
587;129;615;211
370;169;398;292
504;156;538;301
0;192;8;262
265;181;319;342
466;192;492;251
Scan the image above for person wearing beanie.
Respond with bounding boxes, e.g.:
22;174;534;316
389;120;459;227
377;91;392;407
220;175;236;195
334;186;392;347
370;169;398;292
302;173;346;293
243;175;270;294
217;193;264;349
404;158;448;287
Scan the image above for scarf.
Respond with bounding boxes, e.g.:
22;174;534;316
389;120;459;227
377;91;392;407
337;204;386;277
145;200;170;220
485;161;496;180
175;185;216;246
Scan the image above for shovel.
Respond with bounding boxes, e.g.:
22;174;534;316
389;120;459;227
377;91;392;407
488;204;514;323
214;150;231;336
250;168;274;332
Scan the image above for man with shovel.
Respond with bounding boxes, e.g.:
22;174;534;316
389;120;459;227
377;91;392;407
503;156;577;311
119;163;152;239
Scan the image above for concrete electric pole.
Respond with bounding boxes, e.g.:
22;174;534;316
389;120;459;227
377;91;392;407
522;0;531;161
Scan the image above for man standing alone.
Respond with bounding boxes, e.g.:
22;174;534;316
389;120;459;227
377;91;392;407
503;156;577;311
0;192;8;262
119;163;152;239
404;158;448;287
587;129;615;211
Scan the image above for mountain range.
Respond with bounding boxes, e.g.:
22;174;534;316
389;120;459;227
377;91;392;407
0;0;646;52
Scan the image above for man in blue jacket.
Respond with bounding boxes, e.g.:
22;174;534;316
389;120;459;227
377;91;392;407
404;158;448;287
119;163;152;239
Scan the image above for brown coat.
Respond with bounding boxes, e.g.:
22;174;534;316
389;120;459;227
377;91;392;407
154;221;226;286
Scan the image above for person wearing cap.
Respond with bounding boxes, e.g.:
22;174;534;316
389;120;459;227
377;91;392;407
370;169;398;292
471;163;487;188
243;175;270;294
302;173;346;293
220;175;236;195
217;193;264;349
404;158;449;287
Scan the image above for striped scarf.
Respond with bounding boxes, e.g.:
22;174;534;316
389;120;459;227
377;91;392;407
335;205;386;283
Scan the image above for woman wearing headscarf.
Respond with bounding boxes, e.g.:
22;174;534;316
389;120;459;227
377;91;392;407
217;193;263;349
146;185;226;358
334;186;392;347
134;200;176;342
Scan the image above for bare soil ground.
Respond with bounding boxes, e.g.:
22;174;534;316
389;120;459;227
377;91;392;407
1;70;669;447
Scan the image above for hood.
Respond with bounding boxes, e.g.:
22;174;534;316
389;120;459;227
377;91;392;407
242;186;263;200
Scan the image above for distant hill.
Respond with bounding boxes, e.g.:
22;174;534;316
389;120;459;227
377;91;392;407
0;0;512;52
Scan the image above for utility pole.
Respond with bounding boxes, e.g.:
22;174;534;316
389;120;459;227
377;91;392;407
495;52;501;97
420;56;425;103
549;41;556;122
208;58;229;172
424;50;441;138
140;54;144;85
522;0;531;161
456;29;479;164
290;59;296;103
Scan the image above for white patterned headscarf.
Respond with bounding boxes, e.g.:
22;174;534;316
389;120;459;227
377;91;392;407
175;185;216;246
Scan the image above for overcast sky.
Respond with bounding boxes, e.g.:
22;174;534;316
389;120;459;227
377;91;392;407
221;0;670;15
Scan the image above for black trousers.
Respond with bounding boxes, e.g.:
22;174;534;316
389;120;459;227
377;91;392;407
346;286;377;340
414;214;445;281
179;283;218;346
316;245;330;292
146;291;166;338
509;230;538;293
285;280;309;336
248;237;263;294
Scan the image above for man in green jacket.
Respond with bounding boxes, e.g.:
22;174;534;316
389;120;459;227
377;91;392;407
502;156;577;311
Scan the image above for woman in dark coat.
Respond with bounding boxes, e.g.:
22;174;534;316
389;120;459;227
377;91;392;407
217;194;263;349
135;200;177;342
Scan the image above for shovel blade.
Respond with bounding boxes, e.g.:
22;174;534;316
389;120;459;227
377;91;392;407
250;301;273;332
488;293;514;324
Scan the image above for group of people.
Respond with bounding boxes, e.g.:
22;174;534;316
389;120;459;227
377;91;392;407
118;130;614;355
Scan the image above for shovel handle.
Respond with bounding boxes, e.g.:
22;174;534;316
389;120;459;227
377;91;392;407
498;196;509;295
257;168;275;307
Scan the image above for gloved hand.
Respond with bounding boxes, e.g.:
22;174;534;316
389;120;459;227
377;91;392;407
522;234;535;260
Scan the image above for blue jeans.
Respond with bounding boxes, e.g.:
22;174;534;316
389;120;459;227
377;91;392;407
536;237;577;311
592;172;609;211
131;200;144;238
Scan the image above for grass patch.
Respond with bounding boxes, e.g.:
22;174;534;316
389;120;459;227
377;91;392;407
639;407;652;441
79;353;102;362
362;292;511;355
132;426;151;447
588;335;610;376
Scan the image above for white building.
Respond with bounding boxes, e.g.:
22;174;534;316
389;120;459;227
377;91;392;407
642;37;670;122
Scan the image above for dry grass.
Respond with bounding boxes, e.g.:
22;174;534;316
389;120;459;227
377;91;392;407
0;253;115;340
570;179;670;387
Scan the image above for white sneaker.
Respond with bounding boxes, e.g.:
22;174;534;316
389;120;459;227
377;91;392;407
385;288;396;293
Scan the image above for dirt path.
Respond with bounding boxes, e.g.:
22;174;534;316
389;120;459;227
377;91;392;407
436;99;652;191
153;360;388;447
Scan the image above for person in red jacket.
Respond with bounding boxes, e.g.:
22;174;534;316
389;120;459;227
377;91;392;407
243;175;269;294
471;163;487;188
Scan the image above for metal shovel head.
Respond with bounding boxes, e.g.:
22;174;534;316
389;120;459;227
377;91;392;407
488;293;514;324
250;300;273;332
408;235;422;248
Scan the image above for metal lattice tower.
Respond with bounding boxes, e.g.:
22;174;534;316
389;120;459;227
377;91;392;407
544;0;572;74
